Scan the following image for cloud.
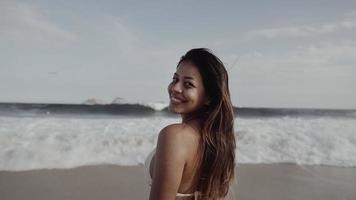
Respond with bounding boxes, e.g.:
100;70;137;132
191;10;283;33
345;11;356;17
230;41;356;108
246;20;356;39
0;1;76;42
89;14;139;54
235;41;356;78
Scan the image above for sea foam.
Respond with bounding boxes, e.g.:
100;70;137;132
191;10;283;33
0;114;355;171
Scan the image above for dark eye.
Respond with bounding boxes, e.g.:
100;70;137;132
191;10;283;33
184;82;194;88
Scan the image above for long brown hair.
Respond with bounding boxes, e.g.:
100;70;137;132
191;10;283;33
178;48;236;199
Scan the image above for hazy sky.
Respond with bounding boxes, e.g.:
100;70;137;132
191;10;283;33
1;0;356;109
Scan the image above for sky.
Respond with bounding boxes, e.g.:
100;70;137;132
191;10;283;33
1;0;356;109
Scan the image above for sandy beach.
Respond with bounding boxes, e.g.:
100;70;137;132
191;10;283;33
1;164;355;200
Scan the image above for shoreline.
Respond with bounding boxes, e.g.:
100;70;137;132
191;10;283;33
1;163;355;200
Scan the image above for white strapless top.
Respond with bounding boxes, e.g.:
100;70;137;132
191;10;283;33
144;148;201;199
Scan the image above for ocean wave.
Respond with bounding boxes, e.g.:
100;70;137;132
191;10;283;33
1;114;356;171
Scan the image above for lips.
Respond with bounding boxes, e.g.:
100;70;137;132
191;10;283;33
170;94;186;103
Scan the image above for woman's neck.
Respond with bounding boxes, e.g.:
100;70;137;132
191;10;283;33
182;113;204;131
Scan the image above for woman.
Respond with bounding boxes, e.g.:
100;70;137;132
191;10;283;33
145;48;236;200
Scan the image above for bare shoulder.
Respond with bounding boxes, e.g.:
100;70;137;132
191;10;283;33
157;123;200;155
150;123;199;199
159;123;199;142
160;123;197;136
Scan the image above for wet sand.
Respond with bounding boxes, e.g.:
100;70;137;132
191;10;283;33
0;164;355;200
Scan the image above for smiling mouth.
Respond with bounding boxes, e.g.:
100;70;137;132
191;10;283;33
170;96;185;104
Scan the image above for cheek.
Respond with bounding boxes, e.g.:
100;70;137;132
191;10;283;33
186;90;202;102
196;91;208;104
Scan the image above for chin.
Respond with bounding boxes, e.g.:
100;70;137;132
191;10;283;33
169;103;198;115
168;103;188;114
168;104;181;114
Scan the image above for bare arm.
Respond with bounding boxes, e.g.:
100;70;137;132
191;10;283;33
149;124;188;200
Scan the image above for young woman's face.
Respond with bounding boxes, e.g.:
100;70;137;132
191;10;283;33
168;61;209;116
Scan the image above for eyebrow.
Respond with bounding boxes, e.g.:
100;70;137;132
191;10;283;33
174;73;194;80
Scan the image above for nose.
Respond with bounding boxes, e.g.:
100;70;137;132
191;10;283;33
170;81;183;94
